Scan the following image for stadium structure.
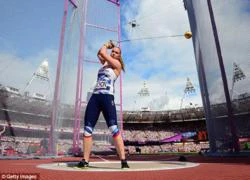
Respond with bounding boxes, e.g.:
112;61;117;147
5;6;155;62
1;78;250;156
0;83;208;156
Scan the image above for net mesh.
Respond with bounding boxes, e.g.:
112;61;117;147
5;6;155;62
57;0;121;153
185;0;250;153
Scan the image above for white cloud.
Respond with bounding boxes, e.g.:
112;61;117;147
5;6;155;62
0;50;58;98
213;0;250;97
193;0;250;103
121;0;202;110
2;0;248;112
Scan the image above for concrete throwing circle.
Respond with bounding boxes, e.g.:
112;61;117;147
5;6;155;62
37;161;199;172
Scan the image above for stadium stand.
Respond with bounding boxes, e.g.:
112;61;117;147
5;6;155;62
1;85;250;156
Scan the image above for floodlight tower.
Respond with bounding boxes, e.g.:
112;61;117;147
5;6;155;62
23;58;51;98
138;81;150;97
230;62;246;100
180;77;196;110
137;81;150;111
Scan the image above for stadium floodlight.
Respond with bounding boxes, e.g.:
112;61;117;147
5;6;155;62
136;81;150;111
180;77;196;110
23;58;50;89
34;59;49;81
138;81;150;97
232;62;246;83
230;62;246;100
184;77;195;94
22;58;52;100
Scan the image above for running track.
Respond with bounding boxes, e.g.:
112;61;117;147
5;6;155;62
0;154;250;180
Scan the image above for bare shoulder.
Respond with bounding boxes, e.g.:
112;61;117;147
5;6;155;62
113;68;121;77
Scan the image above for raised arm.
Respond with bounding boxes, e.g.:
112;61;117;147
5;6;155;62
97;49;105;65
98;42;121;70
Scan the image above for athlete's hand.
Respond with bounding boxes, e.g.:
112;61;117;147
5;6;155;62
104;40;115;49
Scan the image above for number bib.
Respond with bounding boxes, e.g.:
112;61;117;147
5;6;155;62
95;80;107;89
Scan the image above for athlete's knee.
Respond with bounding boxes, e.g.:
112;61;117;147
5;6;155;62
109;125;120;138
84;126;93;138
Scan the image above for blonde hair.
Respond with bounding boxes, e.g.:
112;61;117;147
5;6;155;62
116;47;125;72
120;56;125;72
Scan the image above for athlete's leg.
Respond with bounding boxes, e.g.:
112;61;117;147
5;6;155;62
82;95;100;162
101;95;127;162
113;130;126;160
83;130;93;162
112;130;129;168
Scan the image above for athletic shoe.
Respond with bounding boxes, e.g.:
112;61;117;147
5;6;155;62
77;159;89;168
121;159;130;169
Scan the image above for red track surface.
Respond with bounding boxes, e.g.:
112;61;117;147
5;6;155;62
0;154;250;180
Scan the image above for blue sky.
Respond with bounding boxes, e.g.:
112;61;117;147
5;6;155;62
1;0;249;110
0;0;63;58
119;0;202;110
0;0;204;110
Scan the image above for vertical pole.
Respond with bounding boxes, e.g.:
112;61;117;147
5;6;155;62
77;0;88;147
207;0;239;152
49;0;69;155
184;0;218;152
117;2;124;135
180;93;185;110
73;0;88;150
198;46;217;152
230;65;235;100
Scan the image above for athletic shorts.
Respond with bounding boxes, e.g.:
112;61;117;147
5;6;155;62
84;94;117;129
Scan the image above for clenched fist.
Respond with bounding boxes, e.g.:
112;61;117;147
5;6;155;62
104;40;115;49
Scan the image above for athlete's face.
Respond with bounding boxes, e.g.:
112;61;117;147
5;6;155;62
111;47;121;60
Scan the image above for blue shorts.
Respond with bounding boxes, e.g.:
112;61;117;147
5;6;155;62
84;94;117;129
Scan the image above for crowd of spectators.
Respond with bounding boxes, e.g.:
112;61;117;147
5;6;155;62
127;142;209;154
123;121;207;142
1;89;250;156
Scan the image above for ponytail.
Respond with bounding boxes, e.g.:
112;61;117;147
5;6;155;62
117;47;125;72
120;56;125;72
